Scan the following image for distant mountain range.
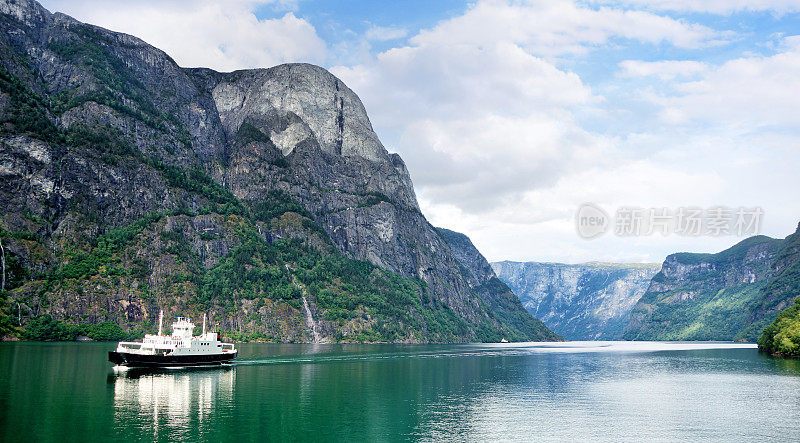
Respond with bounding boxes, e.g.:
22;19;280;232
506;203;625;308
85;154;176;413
495;223;800;343
625;224;800;342
491;261;660;340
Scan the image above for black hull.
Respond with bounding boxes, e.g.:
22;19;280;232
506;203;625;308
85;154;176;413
109;351;237;368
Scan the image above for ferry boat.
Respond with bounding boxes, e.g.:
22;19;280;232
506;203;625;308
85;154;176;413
108;311;237;368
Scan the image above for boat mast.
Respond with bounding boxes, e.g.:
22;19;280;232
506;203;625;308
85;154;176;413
158;309;163;336
202;313;207;336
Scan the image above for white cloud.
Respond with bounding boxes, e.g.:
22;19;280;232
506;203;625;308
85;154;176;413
619;60;708;80
39;0;326;71
337;41;594;120
334;38;600;212
592;0;800;14
396;112;607;212
410;0;727;56
436;129;800;263
648;36;800;128
420;140;728;262
332;0;729;216
365;25;408;42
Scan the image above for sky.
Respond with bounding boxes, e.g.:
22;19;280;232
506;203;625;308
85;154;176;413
39;0;800;264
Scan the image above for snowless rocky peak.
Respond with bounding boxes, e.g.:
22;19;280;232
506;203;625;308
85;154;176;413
212;64;389;163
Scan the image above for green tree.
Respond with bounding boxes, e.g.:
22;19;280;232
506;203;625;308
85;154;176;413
759;297;800;356
22;315;75;341
0;291;19;337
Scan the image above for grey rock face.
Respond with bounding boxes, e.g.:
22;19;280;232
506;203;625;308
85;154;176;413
438;229;560;341
0;0;47;28
436;228;495;286
209;65;389;162
492;261;661;340
194;64;420;211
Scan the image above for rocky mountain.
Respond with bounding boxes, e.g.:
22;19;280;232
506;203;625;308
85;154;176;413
437;229;559;341
0;0;557;342
624;224;800;342
492;261;660;340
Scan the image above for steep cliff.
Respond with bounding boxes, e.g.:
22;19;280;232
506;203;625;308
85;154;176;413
624;224;800;342
437;229;561;341
491;261;660;340
0;0;556;342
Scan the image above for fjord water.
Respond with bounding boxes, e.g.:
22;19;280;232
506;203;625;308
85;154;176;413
1;342;798;441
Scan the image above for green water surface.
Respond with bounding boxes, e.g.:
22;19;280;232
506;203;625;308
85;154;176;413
0;341;798;441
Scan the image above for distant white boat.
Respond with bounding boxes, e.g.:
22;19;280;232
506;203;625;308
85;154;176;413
108;311;237;368
500;338;509;343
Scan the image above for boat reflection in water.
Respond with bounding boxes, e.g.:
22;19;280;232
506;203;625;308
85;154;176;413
110;366;235;438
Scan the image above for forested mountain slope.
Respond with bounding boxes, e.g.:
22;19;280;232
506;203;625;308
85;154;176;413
625;224;800;342
0;0;556;342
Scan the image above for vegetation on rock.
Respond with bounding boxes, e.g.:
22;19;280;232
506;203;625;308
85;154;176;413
0;67;61;142
0;291;19;338
759;297;800;356
625;228;800;342
22;314;134;341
